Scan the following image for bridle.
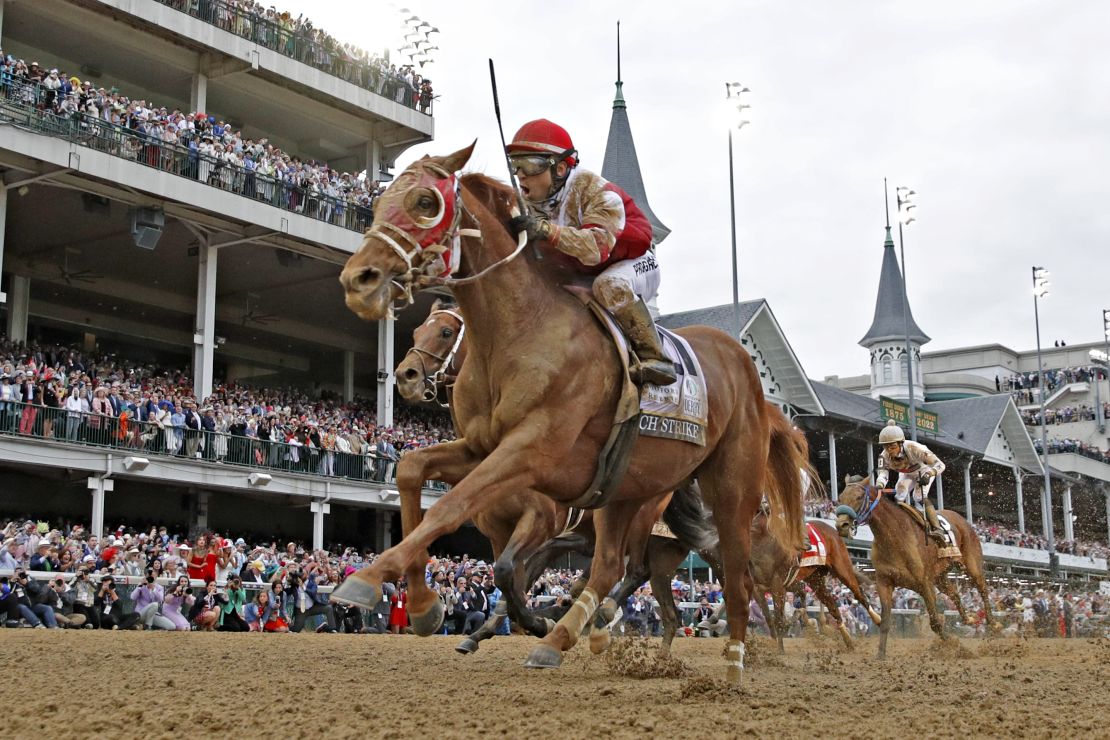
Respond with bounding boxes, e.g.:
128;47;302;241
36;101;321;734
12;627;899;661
401;309;466;408
362;161;531;314
834;482;883;538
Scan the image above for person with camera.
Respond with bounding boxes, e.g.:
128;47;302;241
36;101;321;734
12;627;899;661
188;579;225;631
132;570;174;630
94;575;138;630
162;575;195;631
70;567;99;628
243;588;274;632
263;579;290;632
1;571;57;628
35;576;86;628
219;575;249;632
288;564;336;633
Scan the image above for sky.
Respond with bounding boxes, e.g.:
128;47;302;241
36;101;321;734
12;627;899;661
286;1;1109;380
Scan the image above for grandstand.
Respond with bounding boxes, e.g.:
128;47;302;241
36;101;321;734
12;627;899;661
0;0;448;553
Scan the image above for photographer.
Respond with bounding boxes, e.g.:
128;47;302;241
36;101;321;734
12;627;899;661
188;580;224;631
35;576;86;629
288;564;336;633
161;575;194;631
1;571;57;628
132;571;174;631
70;568;100;628
219;575;249;632
94;575;138;630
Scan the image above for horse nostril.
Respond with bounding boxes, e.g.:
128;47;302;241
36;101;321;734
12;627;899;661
357;267;381;289
401;368;420;381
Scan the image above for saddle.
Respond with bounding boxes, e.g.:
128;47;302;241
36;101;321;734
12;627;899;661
895;501;962;558
562;288;709;510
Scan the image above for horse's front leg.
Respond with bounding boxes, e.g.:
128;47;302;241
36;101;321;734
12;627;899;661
332;439;480;632
525;499;641;669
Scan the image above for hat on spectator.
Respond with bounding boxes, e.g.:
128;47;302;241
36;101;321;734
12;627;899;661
178;543;191;551
128;547;140;554
37;540;51;549
250;560;265;571
82;554;95;563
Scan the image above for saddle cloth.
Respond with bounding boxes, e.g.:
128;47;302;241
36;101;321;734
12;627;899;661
896;502;962;558
651;520;678;539
798;522;828;569
591;307;709;446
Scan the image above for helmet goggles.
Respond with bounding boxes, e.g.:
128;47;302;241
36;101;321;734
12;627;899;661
508;153;556;177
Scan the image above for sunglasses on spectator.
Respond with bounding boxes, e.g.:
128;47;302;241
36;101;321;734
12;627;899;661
508;154;555;177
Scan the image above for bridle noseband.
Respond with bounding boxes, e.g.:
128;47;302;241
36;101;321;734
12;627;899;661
835;483;882;537
401;309;466;408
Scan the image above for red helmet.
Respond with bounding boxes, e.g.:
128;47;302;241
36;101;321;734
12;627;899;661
507;119;577;167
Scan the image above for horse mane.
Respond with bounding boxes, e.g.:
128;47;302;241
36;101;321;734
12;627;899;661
459;173;514;220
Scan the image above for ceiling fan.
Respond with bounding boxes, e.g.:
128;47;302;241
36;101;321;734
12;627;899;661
242;292;279;326
28;247;103;285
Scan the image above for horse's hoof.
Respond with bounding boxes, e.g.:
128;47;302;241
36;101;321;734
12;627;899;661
329;578;379;610
408;598;445;637
726;665;744;685
523;644;563;669
589;627;611;655
455;637;479;655
867;608;882;626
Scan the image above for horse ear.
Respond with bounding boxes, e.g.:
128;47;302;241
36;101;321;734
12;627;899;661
440;140;477;174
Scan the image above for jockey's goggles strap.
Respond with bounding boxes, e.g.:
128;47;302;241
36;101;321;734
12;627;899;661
509;153;555;177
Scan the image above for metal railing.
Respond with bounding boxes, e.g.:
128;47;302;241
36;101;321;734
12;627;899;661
0;399;401;484
0;77;375;233
152;0;432;115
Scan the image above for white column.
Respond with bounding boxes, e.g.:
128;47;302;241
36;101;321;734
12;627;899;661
376;319;395;427
366;139;382;182
1014;467;1025;533
87;476;114;541
935;472;944;511
0;1;6;45
1062;486;1074;542
0;186;7;304
963;459;973;524
193;490;210;534
343;350;355;403
375;509;394;552
866;441;875;480
310;500;330;551
4;274;29;342
1105;489;1110;550
827;432;838;501
1041;477;1053;544
190;71;208;113
192;243;217;401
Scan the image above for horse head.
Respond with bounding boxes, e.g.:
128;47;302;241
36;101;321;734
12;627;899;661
835;474;875;539
340;142;476;321
395;297;466;404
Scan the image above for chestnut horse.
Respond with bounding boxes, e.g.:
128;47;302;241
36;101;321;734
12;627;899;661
835;475;998;658
749;515;879;653
394;302;717;657
336;144;807;682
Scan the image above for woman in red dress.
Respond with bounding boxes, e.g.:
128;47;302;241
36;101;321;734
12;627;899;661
186;534;207;581
388;581;408;635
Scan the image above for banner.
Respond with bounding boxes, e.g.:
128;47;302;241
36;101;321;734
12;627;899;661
879;396;939;434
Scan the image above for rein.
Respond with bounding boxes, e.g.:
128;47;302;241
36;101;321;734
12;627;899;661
401;309;466;408
835;483;884;536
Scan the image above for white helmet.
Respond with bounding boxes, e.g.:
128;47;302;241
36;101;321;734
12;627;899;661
878;421;905;445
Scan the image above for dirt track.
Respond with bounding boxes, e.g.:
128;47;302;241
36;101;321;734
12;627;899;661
7;630;1106;738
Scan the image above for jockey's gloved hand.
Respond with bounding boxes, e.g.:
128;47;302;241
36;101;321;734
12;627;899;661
508;213;552;242
918;471;935;486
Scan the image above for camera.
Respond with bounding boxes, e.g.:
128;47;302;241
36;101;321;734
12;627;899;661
185;587;194;595
146;576;155;584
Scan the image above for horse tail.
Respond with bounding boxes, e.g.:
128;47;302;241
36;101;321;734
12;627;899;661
763;404;815;553
662;482;720;555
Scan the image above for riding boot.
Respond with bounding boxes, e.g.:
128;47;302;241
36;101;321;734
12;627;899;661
612;298;678;386
923;500;946;545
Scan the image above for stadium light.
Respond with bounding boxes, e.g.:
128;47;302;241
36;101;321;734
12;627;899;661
725;82;751;342
1103;309;1110;339
1030;264;1055;571
896;186;917;225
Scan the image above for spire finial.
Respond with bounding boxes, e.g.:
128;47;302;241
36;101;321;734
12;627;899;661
883;177;890;229
613;20;626;109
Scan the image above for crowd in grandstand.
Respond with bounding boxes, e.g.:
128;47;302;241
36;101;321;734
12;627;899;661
1000;365;1103;405
0;335;454;480
1022;403;1109;426
1033;436;1110;465
973;521;1110;560
0;50;388;229
3;514;1106;638
157;0;436;112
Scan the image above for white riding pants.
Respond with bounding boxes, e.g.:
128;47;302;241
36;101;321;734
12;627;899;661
893;473;932;508
592;249;661;311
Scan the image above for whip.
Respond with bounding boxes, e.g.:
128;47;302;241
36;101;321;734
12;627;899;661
488;58;542;261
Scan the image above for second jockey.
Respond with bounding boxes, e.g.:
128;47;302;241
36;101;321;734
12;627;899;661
874;420;947;544
505;118;676;387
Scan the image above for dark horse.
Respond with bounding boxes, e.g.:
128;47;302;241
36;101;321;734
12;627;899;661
336;144;807;682
836;475;998;658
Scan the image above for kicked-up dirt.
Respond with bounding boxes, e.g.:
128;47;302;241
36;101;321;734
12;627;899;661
3;630;1106;738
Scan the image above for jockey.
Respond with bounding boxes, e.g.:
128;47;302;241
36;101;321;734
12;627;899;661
874;420;946;543
505;119;676;386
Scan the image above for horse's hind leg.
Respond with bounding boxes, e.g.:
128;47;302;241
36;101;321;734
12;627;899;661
935;573;970;629
589;500;661;654
524;499;639;669
770;582;787;654
876;575;894;660
965;555;1001;634
919;579;948;642
810;575;852;651
834;552;882;626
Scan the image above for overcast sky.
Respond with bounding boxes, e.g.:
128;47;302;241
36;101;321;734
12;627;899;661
288;1;1109;380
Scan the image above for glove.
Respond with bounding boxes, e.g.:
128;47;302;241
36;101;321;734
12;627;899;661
508;213;552;242
918;471;935;486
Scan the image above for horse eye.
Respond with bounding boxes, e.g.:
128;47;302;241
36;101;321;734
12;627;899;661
441;328;453;338
418;195;435;210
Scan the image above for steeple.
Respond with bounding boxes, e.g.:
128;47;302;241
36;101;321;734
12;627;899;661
601;21;670;243
859;226;930;346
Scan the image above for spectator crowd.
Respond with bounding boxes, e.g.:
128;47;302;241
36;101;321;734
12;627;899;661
1022;403;1109;426
1033;436;1110;466
999;365;1103;406
0;48;389;231
0;334;454;482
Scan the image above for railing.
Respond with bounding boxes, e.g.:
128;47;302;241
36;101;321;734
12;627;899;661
151;0;432;115
0;399;401;484
0;77;375;233
1038;444;1110;465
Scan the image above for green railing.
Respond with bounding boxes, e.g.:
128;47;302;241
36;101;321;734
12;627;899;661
0;77;375;233
0;399;393;484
